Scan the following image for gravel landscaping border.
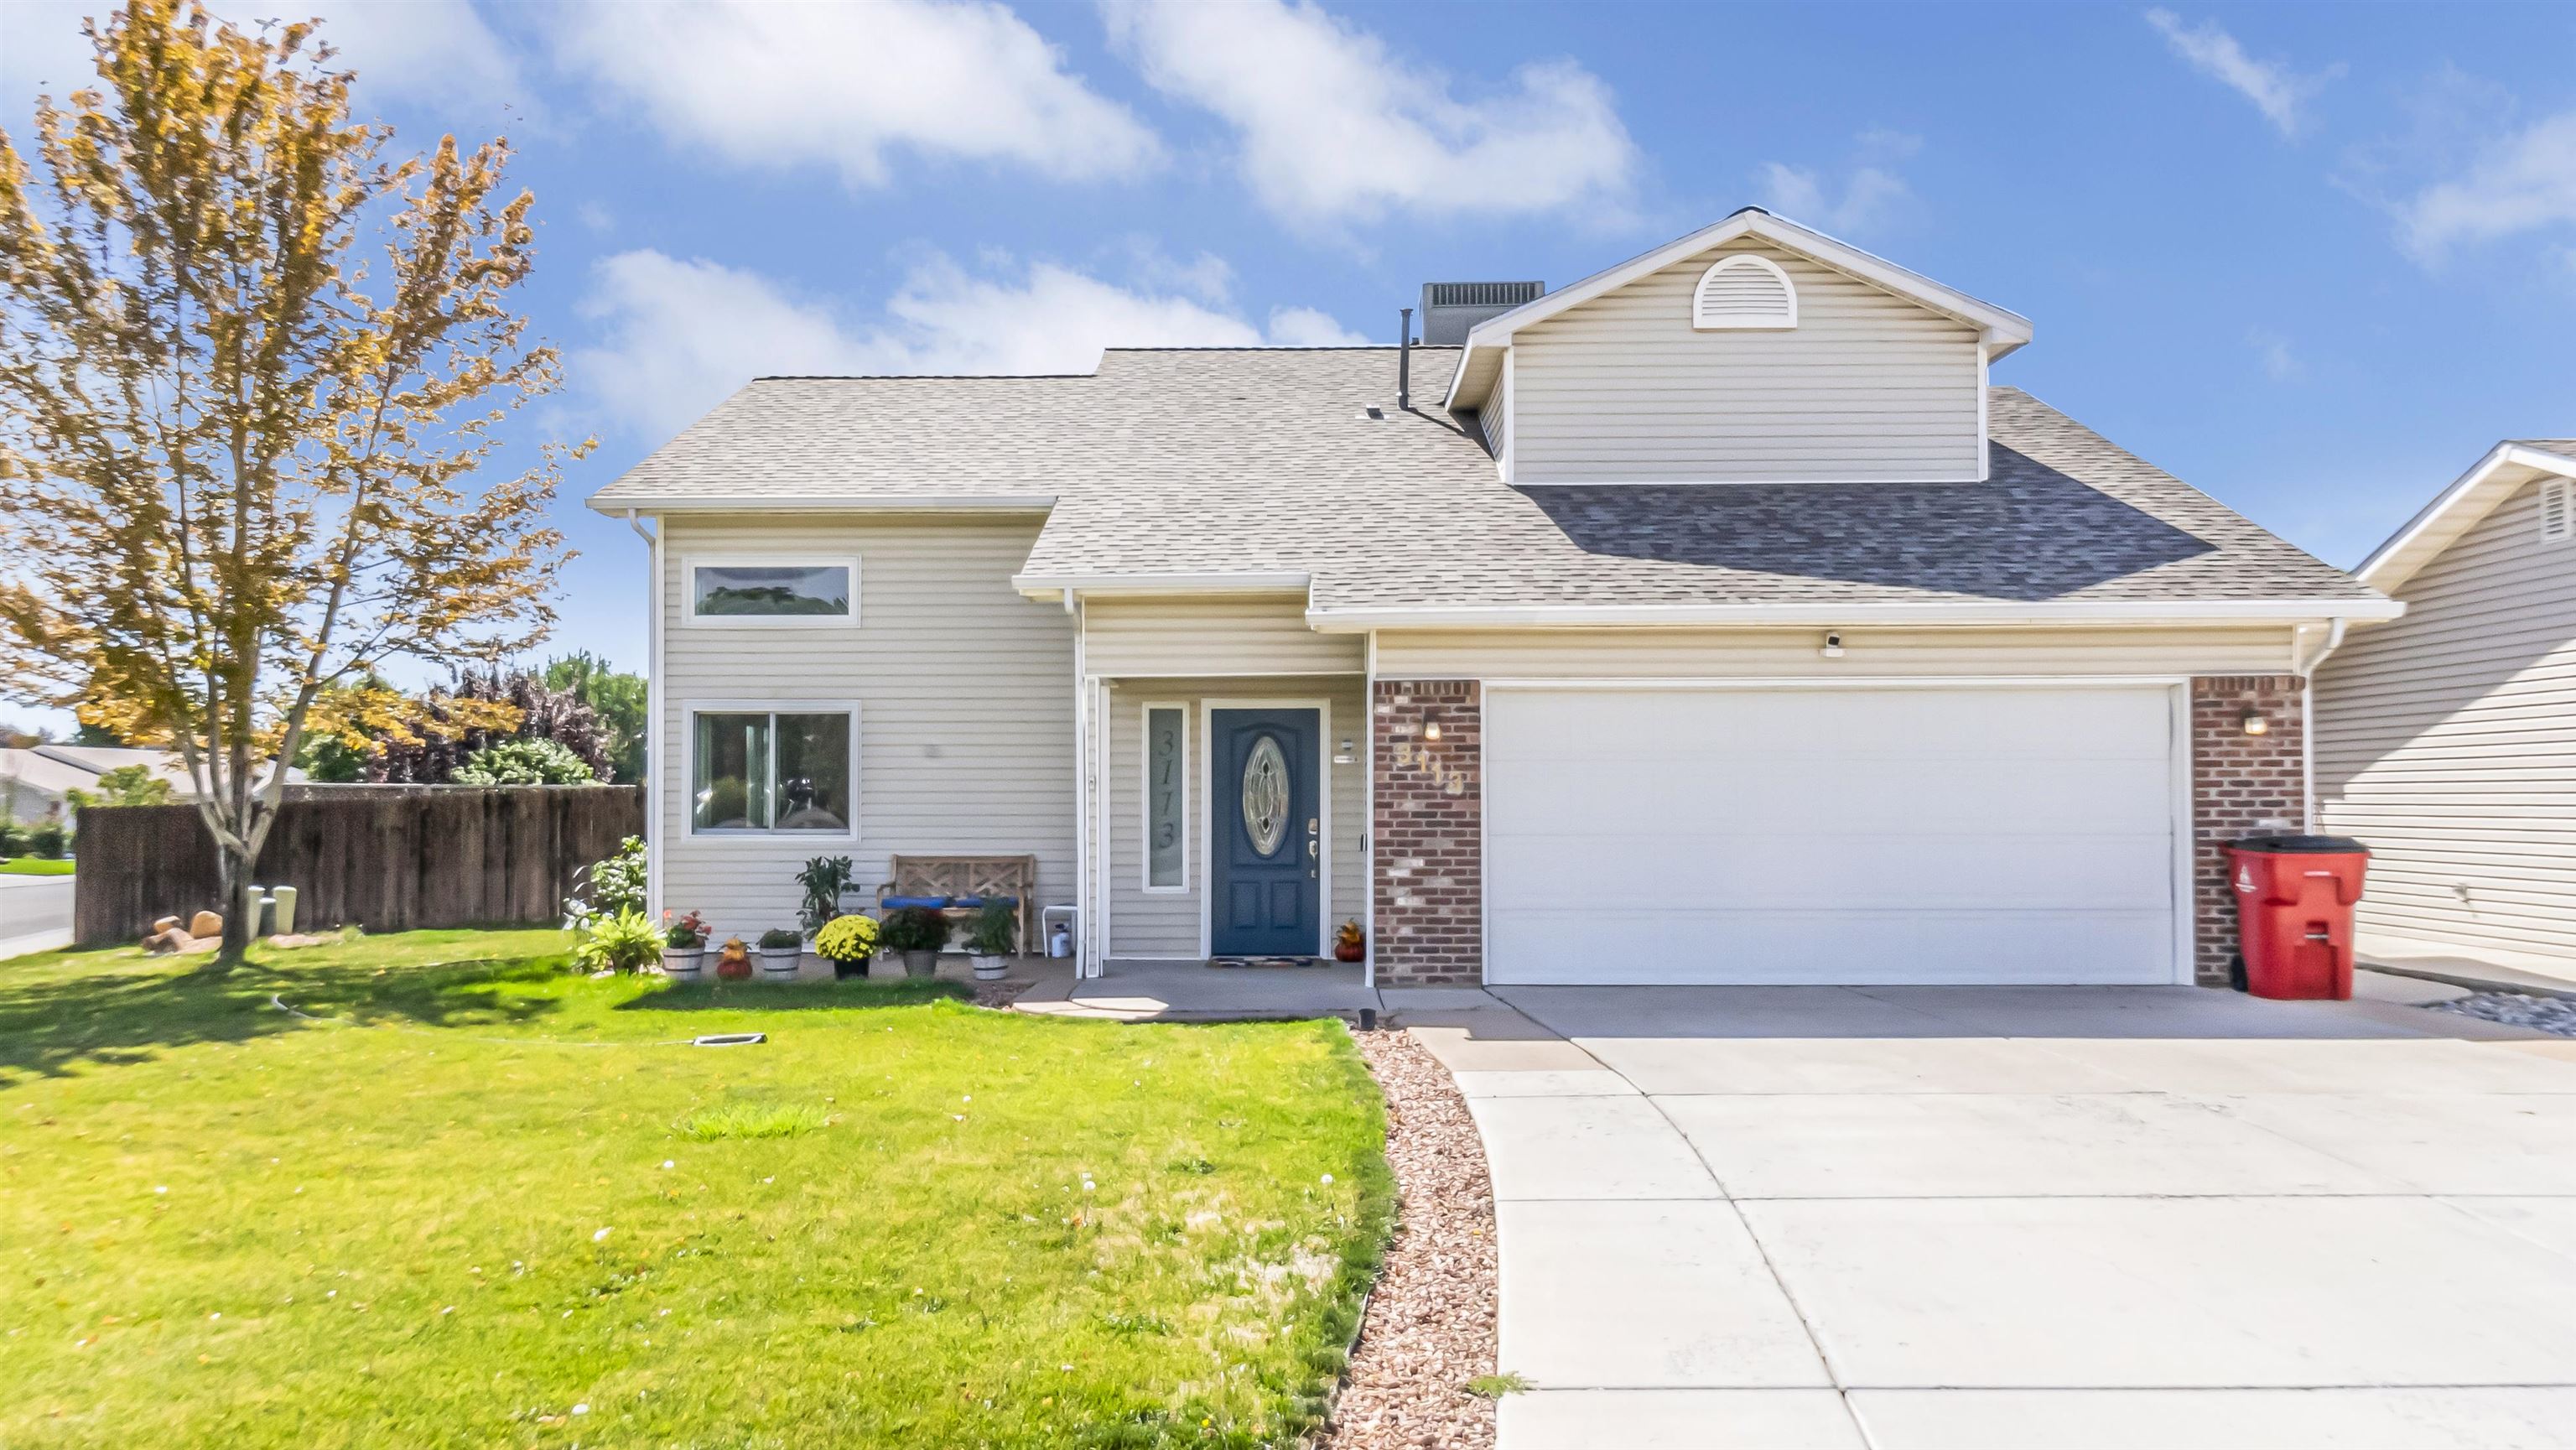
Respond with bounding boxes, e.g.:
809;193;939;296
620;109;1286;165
2431;990;2576;1037
1327;1028;1499;1450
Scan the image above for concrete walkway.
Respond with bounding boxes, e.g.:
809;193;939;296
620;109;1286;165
1399;980;2576;1450
1012;959;1379;1021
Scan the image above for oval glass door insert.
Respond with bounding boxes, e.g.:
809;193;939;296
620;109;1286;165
1241;735;1290;856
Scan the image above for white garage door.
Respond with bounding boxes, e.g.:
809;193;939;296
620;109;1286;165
1483;685;2184;985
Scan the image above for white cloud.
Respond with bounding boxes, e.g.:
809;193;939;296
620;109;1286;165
3;0;525;118
2145;9;2340;138
1756;132;1919;236
2246;328;2303;382
574;250;1363;435
2398;109;2576;262
1265;306;1371;346
1102;0;1635;227
551;0;1160;187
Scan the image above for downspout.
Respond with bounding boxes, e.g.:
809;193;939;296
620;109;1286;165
627;510;662;917
1397;308;1412;412
2298;616;2350;832
1067;588;1093;977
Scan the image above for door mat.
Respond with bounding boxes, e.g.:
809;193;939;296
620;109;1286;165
1208;955;1336;969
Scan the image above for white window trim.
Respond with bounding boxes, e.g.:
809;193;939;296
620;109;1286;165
683;701;861;842
2541;478;2573;544
680;555;861;628
1692;253;1798;330
1140;701;1189;894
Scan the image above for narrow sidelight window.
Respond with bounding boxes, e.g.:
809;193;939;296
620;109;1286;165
1145;704;1187;890
691;709;854;834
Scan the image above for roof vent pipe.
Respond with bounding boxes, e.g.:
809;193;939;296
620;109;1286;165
1398;307;1412;412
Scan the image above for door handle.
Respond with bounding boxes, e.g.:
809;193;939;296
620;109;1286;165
1306;839;1318;860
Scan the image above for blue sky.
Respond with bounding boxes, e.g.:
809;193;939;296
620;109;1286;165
5;0;2574;725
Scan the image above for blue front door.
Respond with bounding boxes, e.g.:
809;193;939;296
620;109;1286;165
1210;708;1320;957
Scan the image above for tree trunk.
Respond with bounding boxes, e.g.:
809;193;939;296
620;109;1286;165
215;841;256;965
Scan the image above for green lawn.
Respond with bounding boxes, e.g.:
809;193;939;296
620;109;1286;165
0;856;75;875
0;930;1394;1447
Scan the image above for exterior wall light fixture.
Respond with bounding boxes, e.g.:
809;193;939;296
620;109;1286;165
2241;707;2269;736
1423;720;1441;741
1820;631;1845;659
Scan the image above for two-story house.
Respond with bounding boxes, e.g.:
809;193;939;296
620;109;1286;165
588;209;2397;989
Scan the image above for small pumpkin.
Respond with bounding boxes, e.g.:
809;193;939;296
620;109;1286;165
714;934;754;981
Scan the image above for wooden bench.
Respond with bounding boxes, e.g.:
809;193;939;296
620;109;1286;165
875;855;1036;953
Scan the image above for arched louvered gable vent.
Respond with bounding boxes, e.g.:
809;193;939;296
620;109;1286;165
1692;254;1797;330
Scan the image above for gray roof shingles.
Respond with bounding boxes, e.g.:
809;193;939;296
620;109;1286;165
589;346;2378;611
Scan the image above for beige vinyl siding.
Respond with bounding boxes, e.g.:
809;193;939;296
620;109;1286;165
1509;240;1982;483
1104;676;1365;959
1082;596;1363;677
1372;625;2298;679
657;515;1072;940
2319;477;2576;963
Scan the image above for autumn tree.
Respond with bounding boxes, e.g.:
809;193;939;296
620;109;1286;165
0;1;581;959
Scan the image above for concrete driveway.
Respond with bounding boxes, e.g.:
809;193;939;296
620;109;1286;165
1391;980;2576;1449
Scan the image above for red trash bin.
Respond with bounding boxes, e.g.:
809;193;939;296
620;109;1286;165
2227;834;2371;1000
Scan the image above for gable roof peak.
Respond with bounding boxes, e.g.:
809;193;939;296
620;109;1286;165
1444;209;2033;410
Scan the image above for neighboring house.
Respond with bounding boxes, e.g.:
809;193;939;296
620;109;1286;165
2316;439;2576;977
589;208;2397;988
0;745;198;820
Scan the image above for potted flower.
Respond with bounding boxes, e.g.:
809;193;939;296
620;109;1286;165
814;913;880;980
662;910;710;980
879;905;948;979
755;928;804;980
1334;917;1365;963
964;899;1017;981
714;935;753;981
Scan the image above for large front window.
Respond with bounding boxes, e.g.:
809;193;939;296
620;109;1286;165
692;710;853;834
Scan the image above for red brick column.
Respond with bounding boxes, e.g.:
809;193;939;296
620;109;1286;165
2189;675;2307;985
1372;679;1482;985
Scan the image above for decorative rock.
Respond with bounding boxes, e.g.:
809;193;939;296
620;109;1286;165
188;910;224;939
153;916;181;934
143;928;193;955
2431;990;2576;1037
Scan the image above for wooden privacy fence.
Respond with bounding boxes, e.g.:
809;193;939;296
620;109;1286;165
72;785;645;946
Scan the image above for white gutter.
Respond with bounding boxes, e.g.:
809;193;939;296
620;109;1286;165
585;494;1057;516
2297;616;2350;833
626;509;662;918
1306;598;2407;632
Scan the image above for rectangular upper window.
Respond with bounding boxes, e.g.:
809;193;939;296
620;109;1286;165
1144;704;1187;891
686;559;858;623
691;709;855;836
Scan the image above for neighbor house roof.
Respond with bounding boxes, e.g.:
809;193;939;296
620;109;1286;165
591;346;2392;626
2355;439;2576;594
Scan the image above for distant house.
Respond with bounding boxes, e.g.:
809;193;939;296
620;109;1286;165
2316;439;2576;977
0;745;199;819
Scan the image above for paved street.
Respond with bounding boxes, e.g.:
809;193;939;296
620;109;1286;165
0;873;75;959
1389;980;2576;1450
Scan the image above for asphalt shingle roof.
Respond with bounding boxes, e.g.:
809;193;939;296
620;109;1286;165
589;346;2379;611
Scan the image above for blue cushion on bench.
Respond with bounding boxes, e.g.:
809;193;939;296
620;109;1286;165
948;895;1015;910
880;895;950;910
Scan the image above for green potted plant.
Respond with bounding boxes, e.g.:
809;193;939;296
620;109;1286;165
662;910;709;980
963;899;1017;981
755;927;803;980
813;913;880;980
796;855;855;937
879;905;948;979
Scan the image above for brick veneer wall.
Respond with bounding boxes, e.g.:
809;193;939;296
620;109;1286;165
2189;674;2308;985
1372;680;1483;985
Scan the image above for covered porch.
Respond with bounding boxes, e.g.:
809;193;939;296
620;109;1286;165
1071;663;1371;977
